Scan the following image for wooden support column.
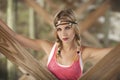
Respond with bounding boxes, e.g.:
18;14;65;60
7;0;16;79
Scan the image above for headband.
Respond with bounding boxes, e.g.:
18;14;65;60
55;20;77;27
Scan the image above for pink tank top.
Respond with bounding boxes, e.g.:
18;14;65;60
47;43;83;80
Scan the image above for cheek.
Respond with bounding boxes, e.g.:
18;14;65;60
70;33;75;39
69;30;75;37
70;31;76;40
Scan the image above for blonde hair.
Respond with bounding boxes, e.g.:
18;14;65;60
54;9;81;56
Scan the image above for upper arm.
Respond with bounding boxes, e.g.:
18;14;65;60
35;40;54;54
0;19;54;54
82;46;113;65
14;34;54;54
87;47;113;65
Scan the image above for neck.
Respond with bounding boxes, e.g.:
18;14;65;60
62;42;76;52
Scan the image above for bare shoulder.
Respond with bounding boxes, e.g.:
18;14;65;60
81;46;93;63
81;45;113;64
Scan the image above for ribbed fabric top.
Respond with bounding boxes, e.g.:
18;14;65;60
47;43;83;80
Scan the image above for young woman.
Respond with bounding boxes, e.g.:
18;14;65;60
0;9;113;80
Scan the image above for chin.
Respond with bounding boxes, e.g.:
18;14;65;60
62;41;72;44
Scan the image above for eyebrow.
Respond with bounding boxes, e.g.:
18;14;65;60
56;24;72;30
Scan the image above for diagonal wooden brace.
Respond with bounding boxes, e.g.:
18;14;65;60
0;20;57;80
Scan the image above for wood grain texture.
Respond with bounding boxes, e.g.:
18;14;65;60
0;21;57;80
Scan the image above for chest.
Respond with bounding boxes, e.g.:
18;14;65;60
47;44;83;79
48;55;82;79
56;52;79;66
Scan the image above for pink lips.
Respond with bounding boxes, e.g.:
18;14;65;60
62;38;68;41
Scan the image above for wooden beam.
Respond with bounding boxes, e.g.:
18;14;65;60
44;0;58;10
76;0;96;17
82;31;102;47
75;0;103;47
22;0;53;27
76;0;112;47
0;20;57;80
79;0;111;34
80;44;120;80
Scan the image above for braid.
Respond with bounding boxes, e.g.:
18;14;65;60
76;35;81;47
75;33;82;54
56;37;62;57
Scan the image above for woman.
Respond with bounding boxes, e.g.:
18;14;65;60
0;9;113;80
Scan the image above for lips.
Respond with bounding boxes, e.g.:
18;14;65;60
62;38;68;41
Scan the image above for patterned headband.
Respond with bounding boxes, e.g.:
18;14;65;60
55;20;77;27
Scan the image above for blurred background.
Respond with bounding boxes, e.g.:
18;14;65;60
0;0;120;80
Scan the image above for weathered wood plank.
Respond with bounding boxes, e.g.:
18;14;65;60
0;20;57;80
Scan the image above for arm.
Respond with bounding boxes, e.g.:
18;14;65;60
90;47;113;64
0;19;53;54
82;46;114;65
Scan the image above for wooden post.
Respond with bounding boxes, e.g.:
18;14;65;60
28;8;35;55
29;8;35;40
7;0;16;80
80;44;120;80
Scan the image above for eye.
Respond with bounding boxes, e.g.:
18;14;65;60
56;28;62;31
65;26;71;30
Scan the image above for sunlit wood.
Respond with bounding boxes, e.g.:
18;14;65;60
0;20;57;80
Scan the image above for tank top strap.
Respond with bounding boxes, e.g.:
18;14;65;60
79;46;85;72
47;43;57;66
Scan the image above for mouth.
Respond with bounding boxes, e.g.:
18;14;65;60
62;38;69;41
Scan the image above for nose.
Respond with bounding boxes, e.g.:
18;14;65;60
62;29;67;36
